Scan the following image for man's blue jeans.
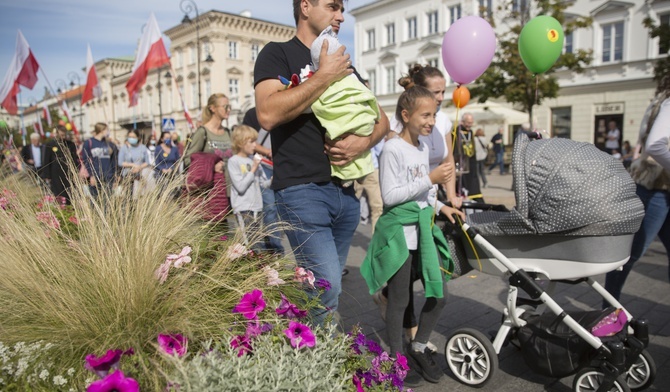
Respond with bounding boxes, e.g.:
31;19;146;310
605;186;670;301
275;182;360;325
488;150;504;174
261;187;285;255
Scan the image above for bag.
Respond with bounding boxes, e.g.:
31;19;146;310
78;139;92;179
186;152;221;191
629;155;670;191
516;307;626;378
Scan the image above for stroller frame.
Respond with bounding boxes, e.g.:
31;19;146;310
443;219;654;392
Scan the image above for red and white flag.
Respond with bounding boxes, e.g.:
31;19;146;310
183;101;194;130
42;102;52;126
126;13;170;107
34;121;43;137
81;44;101;105
61;100;79;135
0;30;40;115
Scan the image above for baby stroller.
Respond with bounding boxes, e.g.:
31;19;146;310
441;133;655;392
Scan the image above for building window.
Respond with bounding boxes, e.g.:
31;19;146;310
407;17;417;40
228;41;238;59
602;21;624;62
190;82;197;108
367;70;376;94
564;32;573;54
660;14;669;55
449;5;461;25
189;46;196;65
512;0;528;14
251;44;260;61
427;58;439;68
229;78;239;97
366;29;376;50
205;80;211;99
385;65;395;94
427;11;439;35
386;23;395;45
176;50;183;68
552;107;571;139
479;0;492;18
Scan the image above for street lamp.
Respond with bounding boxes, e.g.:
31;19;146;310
55;79;68;94
180;0;203;111
67;71;84;134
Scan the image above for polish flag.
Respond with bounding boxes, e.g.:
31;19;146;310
183;101;194;130
0;30;40;115
81;44;101;105
42;102;52;126
34;121;43;137
126;13;170;107
61;100;79;135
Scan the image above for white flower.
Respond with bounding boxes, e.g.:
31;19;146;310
16;358;28;377
67;368;75;376
263;266;285;286
167;246;192;268
39;369;49;380
225;243;248;260
53;375;67;386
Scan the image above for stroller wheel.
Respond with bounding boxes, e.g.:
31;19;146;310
625;349;656;391
444;328;498;387
572;368;631;392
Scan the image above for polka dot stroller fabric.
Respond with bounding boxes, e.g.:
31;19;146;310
473;134;645;237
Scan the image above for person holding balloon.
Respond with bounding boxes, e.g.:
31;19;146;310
374;64;463;355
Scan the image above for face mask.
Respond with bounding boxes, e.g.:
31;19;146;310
150;140;156;145
128;137;138;145
164;140;171;147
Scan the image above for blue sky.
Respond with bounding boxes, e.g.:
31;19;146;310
0;0;375;106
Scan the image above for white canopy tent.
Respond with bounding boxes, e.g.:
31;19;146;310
443;101;533;143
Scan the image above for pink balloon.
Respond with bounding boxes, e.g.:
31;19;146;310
442;16;496;85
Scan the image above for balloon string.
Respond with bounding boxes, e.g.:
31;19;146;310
533;75;539;131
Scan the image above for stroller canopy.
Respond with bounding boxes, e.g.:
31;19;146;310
474;134;644;236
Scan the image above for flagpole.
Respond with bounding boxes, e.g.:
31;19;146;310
18;92;26;146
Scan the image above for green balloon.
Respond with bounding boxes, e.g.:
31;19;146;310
0;120;7;128
518;15;564;74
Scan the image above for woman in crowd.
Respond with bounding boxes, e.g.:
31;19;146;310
154;131;180;183
82;122;118;200
118;129;150;198
182;93;234;221
605;75;670;300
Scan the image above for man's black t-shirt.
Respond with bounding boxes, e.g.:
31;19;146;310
253;37;332;190
490;133;503;153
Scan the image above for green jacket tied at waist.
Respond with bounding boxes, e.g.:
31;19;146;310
361;201;453;298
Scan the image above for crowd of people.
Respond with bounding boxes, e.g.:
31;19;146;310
1;0;667;388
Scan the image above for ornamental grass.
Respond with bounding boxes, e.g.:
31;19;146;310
0;165;295;390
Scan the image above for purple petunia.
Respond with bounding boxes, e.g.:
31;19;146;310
84;349;123;378
315;278;331;291
352;374;365;392
233;289;266;320
283;321;316;349
275;294;308;319
245;321;274;338
86;370;139;392
365;339;383;356
230;334;253;357
157;333;188;357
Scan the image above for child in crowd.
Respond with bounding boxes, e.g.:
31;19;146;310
227;125;270;246
361;86;463;384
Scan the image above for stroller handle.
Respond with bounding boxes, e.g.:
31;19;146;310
445;201;510;213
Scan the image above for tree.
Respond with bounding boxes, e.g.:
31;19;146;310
643;16;670;85
469;0;593;124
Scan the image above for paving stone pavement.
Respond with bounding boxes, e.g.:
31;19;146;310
335;172;670;392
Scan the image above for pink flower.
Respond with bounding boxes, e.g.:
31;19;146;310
230;335;253;357
167;246;192;268
41;195;56;205
68;216;79;225
233;289;266;320
216;235;228;241
275;294;307;319
245;321;273;338
157;333;188;357
352;374;364;392
36;211;60;230
284;321;316;349
154;259;172;284
86;370;139;392
226;243;248;260
263;266;285;286
84;349;123;378
294;267;315;289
